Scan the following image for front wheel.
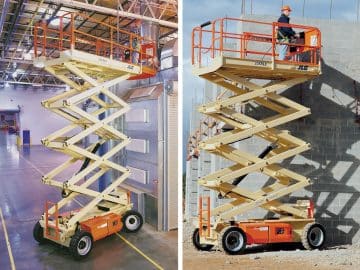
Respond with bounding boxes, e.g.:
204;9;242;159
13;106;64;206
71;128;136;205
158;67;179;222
69;231;93;260
33;221;46;244
221;227;247;255
192;228;214;251
301;222;326;250
121;210;143;233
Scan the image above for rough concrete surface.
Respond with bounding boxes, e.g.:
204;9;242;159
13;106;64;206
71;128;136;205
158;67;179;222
183;221;359;270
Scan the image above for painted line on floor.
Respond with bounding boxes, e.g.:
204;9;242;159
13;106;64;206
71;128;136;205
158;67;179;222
115;233;164;270
0;207;16;270
73;197;164;269
18;152;44;175
18;152;163;269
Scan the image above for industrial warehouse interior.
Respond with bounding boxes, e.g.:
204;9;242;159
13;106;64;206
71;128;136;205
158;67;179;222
0;0;178;269
3;1;360;270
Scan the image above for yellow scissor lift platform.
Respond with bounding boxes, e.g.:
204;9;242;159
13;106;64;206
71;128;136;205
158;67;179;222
191;18;326;254
31;13;157;259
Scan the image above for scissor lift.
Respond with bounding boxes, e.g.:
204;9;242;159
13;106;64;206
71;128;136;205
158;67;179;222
31;13;156;259
191;18;326;254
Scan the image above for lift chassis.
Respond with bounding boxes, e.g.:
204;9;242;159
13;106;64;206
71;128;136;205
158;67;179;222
31;13;156;259
191;18;326;254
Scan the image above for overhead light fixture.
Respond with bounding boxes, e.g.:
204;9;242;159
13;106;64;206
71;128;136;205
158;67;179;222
33;56;46;68
23;52;32;60
12;70;18;78
33;83;43;87
49;18;60;27
33;61;45;68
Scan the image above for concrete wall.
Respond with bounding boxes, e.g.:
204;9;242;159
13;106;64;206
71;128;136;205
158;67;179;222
186;16;360;245
0;86;68;144
243;15;360;245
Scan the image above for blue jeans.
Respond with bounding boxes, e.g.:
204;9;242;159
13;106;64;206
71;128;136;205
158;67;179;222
278;39;288;60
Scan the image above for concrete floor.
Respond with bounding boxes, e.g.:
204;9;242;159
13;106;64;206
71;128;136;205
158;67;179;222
0;131;177;270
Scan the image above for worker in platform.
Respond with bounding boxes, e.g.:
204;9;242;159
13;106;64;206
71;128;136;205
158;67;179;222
277;5;299;60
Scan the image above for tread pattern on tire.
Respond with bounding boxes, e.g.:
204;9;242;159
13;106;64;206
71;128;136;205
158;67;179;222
192;228;213;251
33;221;46;244
301;222;326;250
69;230;93;260
121;210;144;233
219;226;247;255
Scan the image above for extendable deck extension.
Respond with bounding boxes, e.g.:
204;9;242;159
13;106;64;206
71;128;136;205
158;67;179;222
31;13;156;259
191;18;326;254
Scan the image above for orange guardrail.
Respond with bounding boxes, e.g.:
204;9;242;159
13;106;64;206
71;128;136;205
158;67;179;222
192;17;321;67
33;12;157;79
45;201;60;241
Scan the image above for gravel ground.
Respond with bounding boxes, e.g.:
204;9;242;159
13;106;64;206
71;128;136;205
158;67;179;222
183;221;360;270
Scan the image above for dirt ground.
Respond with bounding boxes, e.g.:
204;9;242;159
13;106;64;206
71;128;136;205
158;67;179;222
183;222;359;270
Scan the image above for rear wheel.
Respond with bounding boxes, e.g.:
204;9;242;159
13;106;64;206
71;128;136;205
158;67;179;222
221;226;247;255
33;221;46;244
192;228;213;251
69;231;93;260
301;222;326;250
121;210;143;233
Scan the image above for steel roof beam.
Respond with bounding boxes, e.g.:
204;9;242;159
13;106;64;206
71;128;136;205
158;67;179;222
45;0;177;29
2;0;25;55
0;0;11;40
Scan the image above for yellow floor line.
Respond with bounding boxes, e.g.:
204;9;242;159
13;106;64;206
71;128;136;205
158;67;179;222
115;233;164;270
0;207;16;270
18;153;44;175
18;152;163;269
73;192;163;269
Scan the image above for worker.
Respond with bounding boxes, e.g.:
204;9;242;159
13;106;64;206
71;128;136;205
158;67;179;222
277;5;299;60
130;20;141;64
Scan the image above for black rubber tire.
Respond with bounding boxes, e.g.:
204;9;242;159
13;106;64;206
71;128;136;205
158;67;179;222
69;230;93;260
121;210;143;233
33;221;46;244
301;222;326;250
192;228;214;251
221;226;247;255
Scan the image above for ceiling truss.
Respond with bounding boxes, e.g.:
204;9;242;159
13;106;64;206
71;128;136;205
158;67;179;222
0;0;178;88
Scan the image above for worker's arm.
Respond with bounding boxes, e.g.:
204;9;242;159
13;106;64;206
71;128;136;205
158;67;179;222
278;16;296;38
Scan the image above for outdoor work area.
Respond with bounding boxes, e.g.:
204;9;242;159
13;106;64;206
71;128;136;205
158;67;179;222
183;227;360;270
184;2;360;269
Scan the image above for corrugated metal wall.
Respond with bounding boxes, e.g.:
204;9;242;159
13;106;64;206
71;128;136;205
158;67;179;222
122;83;178;231
123;95;160;229
167;81;178;229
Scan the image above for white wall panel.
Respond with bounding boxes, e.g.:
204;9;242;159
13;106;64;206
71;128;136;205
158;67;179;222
0;87;68;144
125;108;149;122
167;81;178;229
126;139;149;153
127;166;148;184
